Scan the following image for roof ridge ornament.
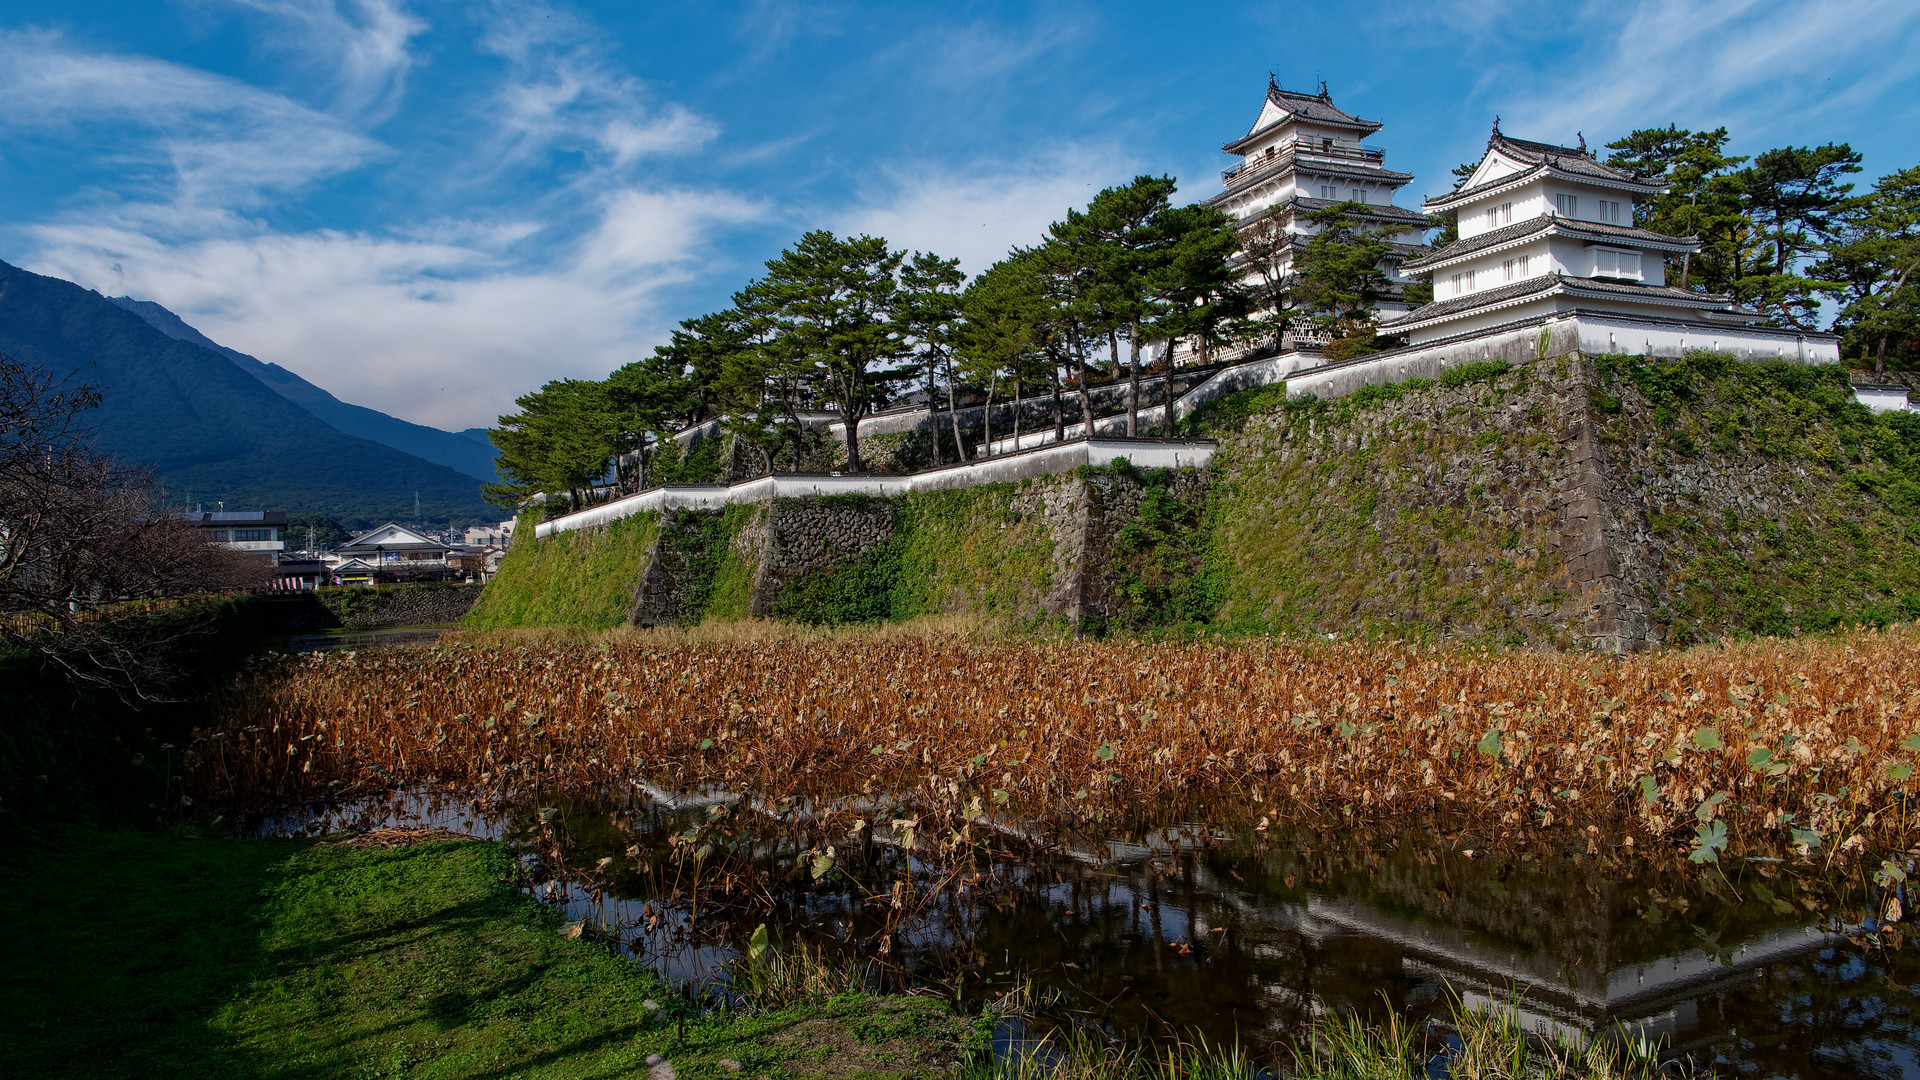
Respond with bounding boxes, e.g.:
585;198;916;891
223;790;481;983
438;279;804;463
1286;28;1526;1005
1318;80;1329;99
1489;116;1502;145
1577;131;1588;154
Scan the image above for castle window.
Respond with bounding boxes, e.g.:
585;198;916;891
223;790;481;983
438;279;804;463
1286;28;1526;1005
1321;185;1337;200
1598;200;1623;223
1501;202;1513;224
1593;248;1642;279
1449;273;1463;296
1503;258;1515;281
1350;188;1368;204
1518;255;1532;276
1555;193;1579;218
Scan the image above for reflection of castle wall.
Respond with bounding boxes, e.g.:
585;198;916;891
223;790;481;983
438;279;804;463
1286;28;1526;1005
1026;825;1835;1046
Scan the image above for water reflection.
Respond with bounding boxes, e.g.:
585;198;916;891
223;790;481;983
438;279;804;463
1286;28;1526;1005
259;787;1919;1077
279;627;445;653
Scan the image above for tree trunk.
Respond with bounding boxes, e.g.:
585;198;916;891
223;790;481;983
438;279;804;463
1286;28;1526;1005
925;363;943;467
844;413;863;473
1163;337;1179;437
1077;334;1094;438
1013;375;1023;451
981;381;995;458
1052;367;1064;441
1879;334;1890;377
945;354;965;463
1127;320;1141;437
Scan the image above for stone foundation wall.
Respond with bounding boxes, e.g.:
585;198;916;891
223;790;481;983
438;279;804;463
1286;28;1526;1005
1210;351;1633;649
258;584;484;630
749;497;898;615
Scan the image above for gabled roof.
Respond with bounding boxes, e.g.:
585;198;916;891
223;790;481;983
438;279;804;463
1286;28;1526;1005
1223;81;1382;154
337;522;450;553
1378;272;1736;333
1426;126;1666;212
1400;216;1700;273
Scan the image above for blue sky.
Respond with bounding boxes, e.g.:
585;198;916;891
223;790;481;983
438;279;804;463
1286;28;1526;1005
3;1;1917;430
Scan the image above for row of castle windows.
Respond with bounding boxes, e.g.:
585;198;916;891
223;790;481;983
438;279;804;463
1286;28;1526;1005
1553;194;1628;224
1447;247;1642;297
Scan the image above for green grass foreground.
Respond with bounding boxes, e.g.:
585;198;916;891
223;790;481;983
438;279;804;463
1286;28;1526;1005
0;829;977;1079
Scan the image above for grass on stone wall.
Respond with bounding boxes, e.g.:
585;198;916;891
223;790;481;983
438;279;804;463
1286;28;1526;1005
1200;357;1579;645
1591;352;1920;643
769;483;1059;628
1099;469;1220;635
463;510;661;631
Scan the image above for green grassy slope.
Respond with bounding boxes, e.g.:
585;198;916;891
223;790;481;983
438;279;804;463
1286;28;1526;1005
1590;353;1920;641
0;830;975;1079
463;511;661;630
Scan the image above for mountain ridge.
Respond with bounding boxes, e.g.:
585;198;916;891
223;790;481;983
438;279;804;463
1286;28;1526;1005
104;296;498;483
0;259;494;527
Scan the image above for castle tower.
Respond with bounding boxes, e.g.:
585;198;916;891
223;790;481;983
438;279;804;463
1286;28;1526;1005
1205;79;1430;323
1381;125;1768;343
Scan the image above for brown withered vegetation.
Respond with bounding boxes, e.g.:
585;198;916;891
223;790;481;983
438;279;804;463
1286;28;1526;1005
201;628;1920;862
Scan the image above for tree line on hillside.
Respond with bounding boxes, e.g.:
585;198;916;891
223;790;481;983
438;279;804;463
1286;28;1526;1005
1600;127;1919;371
491;127;1920;516
0;353;266;690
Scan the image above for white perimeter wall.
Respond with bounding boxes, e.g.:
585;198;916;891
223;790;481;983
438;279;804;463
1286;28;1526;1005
534;437;1217;538
1287;313;1839;402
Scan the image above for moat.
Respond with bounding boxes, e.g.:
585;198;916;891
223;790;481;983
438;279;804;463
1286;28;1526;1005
263;786;1919;1078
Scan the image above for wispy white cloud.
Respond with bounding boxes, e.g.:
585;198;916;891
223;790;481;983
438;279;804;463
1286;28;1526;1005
3;4;760;430
877;13;1085;92
837;145;1136;275
1476;0;1920;149
218;0;426;122
0;29;381;211
27;184;767;429
478;0;717;174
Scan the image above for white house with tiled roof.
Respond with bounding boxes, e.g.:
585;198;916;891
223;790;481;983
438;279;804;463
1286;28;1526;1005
1380;125;1833;358
1205;80;1430;325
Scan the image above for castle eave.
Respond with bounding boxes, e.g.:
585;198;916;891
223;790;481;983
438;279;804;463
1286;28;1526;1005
1402;218;1700;273
1381;274;1735;335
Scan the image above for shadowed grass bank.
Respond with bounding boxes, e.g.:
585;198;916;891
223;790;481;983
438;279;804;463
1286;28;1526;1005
0;829;975;1079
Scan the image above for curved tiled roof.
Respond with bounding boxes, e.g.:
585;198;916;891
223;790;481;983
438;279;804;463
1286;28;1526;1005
1223;85;1382;152
1426;132;1665;210
1379;272;1734;331
1400;216;1699;271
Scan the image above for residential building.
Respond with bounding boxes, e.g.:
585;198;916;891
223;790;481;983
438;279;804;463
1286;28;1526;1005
187;510;287;554
329;522;457;584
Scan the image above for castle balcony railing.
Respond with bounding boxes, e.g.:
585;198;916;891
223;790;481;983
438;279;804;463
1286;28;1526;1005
1224;137;1388;184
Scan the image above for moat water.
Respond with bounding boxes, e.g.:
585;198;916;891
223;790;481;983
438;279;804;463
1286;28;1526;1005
258;784;1920;1078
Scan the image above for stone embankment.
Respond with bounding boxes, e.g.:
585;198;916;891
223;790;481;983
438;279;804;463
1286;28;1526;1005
256;584;484;631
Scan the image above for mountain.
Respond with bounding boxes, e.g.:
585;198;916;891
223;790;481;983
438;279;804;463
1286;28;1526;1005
104;295;498;483
0;259;495;527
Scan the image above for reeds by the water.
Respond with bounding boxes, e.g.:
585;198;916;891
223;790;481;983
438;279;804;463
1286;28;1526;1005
202;627;1920;862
